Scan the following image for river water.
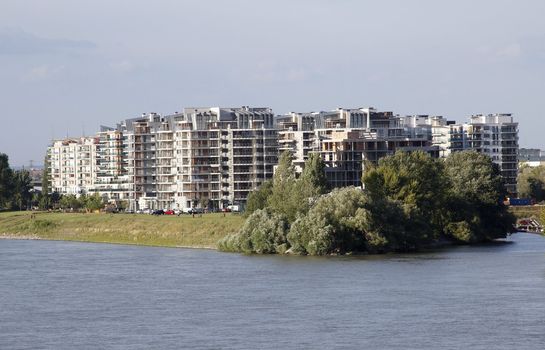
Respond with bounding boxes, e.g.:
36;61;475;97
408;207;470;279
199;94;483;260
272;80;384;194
1;233;544;350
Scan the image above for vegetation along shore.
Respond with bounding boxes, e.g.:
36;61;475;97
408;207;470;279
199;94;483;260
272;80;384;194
2;150;542;253
0;211;244;248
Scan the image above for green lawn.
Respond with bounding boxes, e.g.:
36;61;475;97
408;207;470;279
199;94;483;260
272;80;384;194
0;211;245;249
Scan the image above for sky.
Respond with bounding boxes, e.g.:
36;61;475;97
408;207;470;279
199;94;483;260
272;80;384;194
1;0;545;166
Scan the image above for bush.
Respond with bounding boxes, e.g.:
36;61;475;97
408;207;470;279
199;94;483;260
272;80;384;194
287;187;368;255
218;209;289;254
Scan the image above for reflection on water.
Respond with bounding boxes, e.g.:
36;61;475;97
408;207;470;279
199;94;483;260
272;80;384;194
1;233;544;350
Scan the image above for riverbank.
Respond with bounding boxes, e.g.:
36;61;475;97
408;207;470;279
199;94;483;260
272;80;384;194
0;211;244;249
508;205;543;220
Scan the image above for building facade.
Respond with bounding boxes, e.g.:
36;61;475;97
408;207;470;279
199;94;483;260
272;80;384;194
446;114;519;195
48;137;99;195
276;108;443;188
46;106;520;206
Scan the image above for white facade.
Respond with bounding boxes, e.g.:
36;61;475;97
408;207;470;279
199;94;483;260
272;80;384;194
48;137;99;195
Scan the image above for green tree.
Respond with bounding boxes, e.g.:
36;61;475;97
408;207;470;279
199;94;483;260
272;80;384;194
85;193;104;212
300;153;329;198
287;186;422;255
199;197;210;210
444;151;515;242
288;187;368;255
39;153;52;210
60;194;83;211
0;153;14;209
518;165;545;202
11;170;32;210
267;151;300;222
362;151;448;242
218;209;289;254
245;180;273;216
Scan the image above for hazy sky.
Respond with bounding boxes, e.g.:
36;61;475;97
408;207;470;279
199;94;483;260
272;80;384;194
1;0;545;166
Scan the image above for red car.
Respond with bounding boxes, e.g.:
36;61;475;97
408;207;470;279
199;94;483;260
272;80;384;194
164;209;175;215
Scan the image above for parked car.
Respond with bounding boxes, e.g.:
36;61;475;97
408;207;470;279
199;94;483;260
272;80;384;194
227;205;240;212
164;209;175;215
182;207;204;214
152;209;164;215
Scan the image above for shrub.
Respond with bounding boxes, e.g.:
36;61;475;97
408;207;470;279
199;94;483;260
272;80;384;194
287;187;368;255
217;209;289;254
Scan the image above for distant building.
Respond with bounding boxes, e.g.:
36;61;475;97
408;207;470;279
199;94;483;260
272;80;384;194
445;114;519;195
48;137;99;195
45;106;521;205
276;108;442;188
171;107;277;211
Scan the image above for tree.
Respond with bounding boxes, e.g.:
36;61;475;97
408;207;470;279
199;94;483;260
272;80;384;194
267;151;300;222
362;151;448;242
39;153;52;210
245;180;273;216
300;153;329;198
518;165;545;202
85;193;104;212
288;187;368;255
199;197;210;210
0;153;14;209
60;194;82;211
218;209;289;254
444;151;515;242
11;170;32;210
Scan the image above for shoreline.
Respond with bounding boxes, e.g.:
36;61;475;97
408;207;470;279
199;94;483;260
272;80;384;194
0;211;244;250
0;233;216;250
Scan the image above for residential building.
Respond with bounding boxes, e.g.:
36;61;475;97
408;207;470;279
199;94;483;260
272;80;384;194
445;114;519;195
119;113;165;211
47;137;99;195
172;106;277;211
45;105;520;204
276;108;441;187
92;127;130;205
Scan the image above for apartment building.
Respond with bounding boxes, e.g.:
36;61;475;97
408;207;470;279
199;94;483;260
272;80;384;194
172;106;277;211
276;108;441;187
48;137;99;195
446;114;519;195
46;105;520;205
91;127;130;204
90;106;278;211
118;113;166;211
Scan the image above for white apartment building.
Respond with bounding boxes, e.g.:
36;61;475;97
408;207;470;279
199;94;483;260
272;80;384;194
111;107;277;211
276;108;441;187
372;113;519;194
92;127;130;204
48;137;99;195
172;106;277;211
447;114;519;195
46;106;520;204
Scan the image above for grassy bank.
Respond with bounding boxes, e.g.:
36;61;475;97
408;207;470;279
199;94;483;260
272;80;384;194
0;211;245;249
508;205;543;220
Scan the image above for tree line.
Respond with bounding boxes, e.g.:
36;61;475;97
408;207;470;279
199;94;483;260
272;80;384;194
0;153;106;212
518;165;545;202
218;150;516;255
0;153;33;210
